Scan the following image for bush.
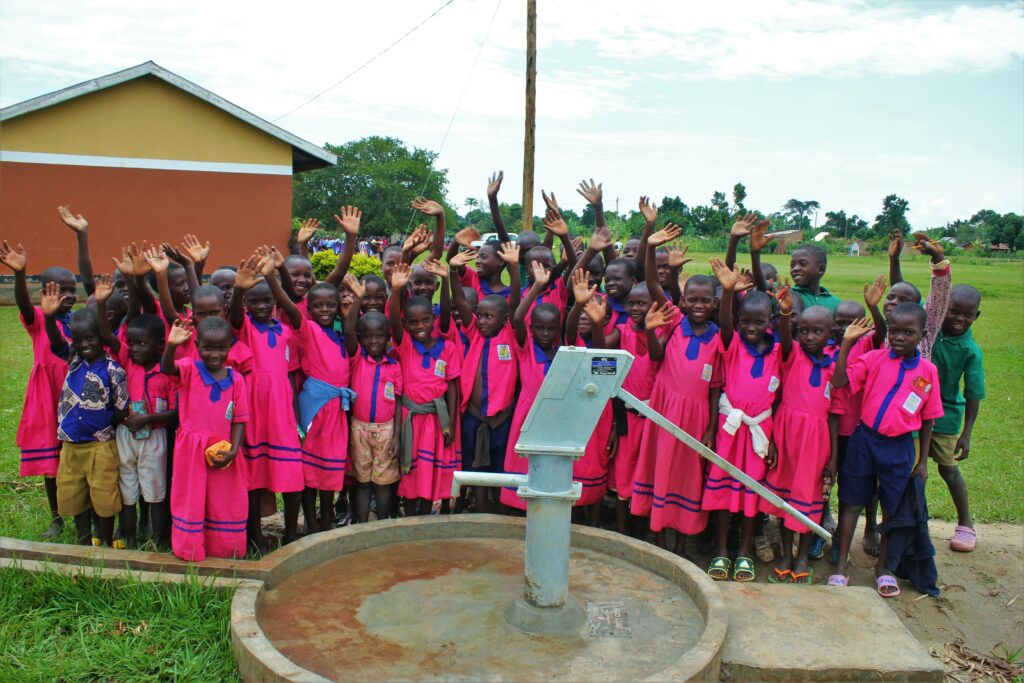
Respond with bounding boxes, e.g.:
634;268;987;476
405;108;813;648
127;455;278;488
309;250;382;281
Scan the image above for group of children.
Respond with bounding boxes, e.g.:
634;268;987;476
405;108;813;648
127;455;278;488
3;176;985;596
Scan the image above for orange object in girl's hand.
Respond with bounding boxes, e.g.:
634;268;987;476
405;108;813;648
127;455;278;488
205;440;234;468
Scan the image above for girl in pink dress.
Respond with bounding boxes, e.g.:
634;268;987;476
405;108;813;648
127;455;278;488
389;263;462;516
230;257;305;550
702;258;787;583
163;317;250;562
763;302;840;584
0;242;76;537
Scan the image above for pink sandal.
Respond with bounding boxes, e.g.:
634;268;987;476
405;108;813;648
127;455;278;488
875;574;901;598
827;574;849;587
950;525;976;552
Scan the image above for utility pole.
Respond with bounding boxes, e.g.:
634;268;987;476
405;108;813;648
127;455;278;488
522;0;536;232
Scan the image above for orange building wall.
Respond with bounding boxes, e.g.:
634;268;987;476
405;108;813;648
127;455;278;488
0;162;292;275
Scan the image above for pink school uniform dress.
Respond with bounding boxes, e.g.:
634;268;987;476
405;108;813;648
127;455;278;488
296;319;351;492
180;336;254;376
520;279;568;324
611;323;660;500
603;298;631;337
832;336;875;443
459;268;511;302
395;334;463;501
763;347;839;533
171;359;249;562
154;303;194;361
17;307;71;476
458;319;518;472
236;315;304;493
702;334;782;517
631;319;719;534
571;334;613;507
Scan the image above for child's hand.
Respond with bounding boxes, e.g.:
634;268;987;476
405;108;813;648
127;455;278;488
541;209;569;237
639;196;658;226
530;260;551;288
145;247;169;275
256;255;276;277
577;178;603;206
822;462;837;492
588;226;613;252
541;189;560;212
737;268;756;293
863;274;887;308
297;218;321;244
888;229;904;258
583;294;607;326
94;273;115;303
765;442;778;469
410;197;443;217
122;412;152;433
334;205;362;236
234;254;264;290
731;213;757;239
167;319;194;346
773;284;792;315
911;232;944;262
343;273;365;299
421;258;449;278
842;316;873;343
402;226;430;256
266;245;285;269
701;425;716;450
570;236;584;254
0;240;27;272
180;233;211;264
645;300;677;330
498;242;520;266
40;281;67;317
954;433;971;461
912;459;928;482
387;435;399;460
649;223;682;247
486;170;503;199
454;227;480;248
57;205;88;233
128;242;152;276
112;248;134;276
449;249;478;269
605;428;618;455
709;257;738;290
571;268;595;304
162;243;191;266
667;242;691;268
391;262;412;290
748;218;773;252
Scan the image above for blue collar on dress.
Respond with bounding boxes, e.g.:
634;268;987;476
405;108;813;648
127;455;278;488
195;361;234;402
533;341;555;375
740;334;775;379
360;347;396;365
412;338;445;369
681;318;718;361
251;316;283;348
803;347;834;387
889;348;921;370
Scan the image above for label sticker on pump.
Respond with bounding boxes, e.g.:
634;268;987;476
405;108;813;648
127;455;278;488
591;356;618;375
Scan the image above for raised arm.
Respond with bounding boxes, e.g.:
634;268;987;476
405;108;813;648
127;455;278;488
401;225;430;265
726;213;756;271
497;243;521;313
262;256;303;330
230;254;264;330
487;171;511;243
645;224;682;306
644;300;678;362
0;241;34;323
635;196;658;282
566;269;596;345
912;232;951;359
162;320;193;376
58;205;94;296
665;242;690;305
863;274;888;348
748;218;773;292
326;205;361;287
180;233;211;282
578;179;617;263
145;247;178;326
583;296;608;349
513;262;550;345
40;282;70;355
421;258;453;334
342;274;363;357
295;218;320;260
774;285;794;359
112;247;142;322
127;243;157;314
541;210;577;281
411;198;446;261
448;261;474;328
163;244;200;299
389;263;411;345
710;257;737;348
93;274;121;354
888;230;904;285
832;318;873;388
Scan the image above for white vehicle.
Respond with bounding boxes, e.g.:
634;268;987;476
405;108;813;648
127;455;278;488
470;232;518;248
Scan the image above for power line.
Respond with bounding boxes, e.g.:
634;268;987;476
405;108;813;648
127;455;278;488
407;0;503;229
272;0;458;123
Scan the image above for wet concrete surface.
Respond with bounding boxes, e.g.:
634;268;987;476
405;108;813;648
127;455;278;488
259;538;705;681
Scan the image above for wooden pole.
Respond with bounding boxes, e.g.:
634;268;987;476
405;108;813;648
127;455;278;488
522;0;536;232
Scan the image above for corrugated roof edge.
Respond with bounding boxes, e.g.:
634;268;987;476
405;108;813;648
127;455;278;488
0;61;337;172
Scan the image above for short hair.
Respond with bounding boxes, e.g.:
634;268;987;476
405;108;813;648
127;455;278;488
381;245;403;259
284;255;312;269
629;282;650;297
212;265;238;274
69;307;98;330
479;294;510;316
197;315;232;339
308;282;339;299
146;262;184;291
684;274;717;294
41;266;75;286
891;281;922;303
192;284;225;305
890;301;927;329
404;294;433;317
518;231;541;250
587;256;605;272
127;313;166;342
801;304;833;324
951;284;981;307
361;274;387;290
738;290;773;315
525;246;554;264
836;300;866;318
654;246;669;256
762;263;779;280
356;311;389;335
605;257;637;279
531;302;560;323
793;244;827;267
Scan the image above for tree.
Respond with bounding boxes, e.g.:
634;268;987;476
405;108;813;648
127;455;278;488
292;136;454;236
872;194;911;237
732;182;747;212
711;191;729;214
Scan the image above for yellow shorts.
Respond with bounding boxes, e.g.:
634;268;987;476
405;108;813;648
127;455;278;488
928;432;960;468
349;419;399;486
57;440;122;518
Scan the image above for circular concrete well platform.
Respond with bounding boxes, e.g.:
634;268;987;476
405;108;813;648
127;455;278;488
231;515;727;682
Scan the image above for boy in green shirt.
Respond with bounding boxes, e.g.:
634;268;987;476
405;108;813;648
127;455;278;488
930;284;985;552
789;244;841;312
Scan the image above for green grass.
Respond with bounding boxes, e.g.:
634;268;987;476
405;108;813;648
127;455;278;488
0;566;238;682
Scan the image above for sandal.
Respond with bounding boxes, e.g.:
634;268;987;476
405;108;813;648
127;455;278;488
827;574;848;587
733;556;755;582
875;574;901;598
754;534;774;562
768;567;792;584
791;568;814;585
808;535;825;560
707;556;731;581
950;525;976;552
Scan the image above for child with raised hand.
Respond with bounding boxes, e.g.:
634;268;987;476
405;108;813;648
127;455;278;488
930;285;985;552
0;240;79;537
887;231;951;360
388;262;462;516
447;244;520;514
518;209;577;321
229;254;305;550
499;262;564;513
345;275;403;524
829;306;944;597
761;291;840;585
703;257;784;582
145;245;194;332
162;318;249;561
94;274;176;550
57;205;95;296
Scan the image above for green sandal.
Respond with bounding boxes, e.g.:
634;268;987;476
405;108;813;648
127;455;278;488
707;556;731;581
733;556;755;582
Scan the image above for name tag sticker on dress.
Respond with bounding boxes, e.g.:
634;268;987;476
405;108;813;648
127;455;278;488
497;344;512;361
434;360;447;378
824;382;832;400
901;392;922;415
768;375;780;392
591;356;617;375
384;382;395;401
701;363;713;382
285;346;290;363
225;401;235;421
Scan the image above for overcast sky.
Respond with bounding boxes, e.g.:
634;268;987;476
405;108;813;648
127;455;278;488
2;0;1022;228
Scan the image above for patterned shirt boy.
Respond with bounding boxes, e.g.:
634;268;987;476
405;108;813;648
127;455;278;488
57;351;129;443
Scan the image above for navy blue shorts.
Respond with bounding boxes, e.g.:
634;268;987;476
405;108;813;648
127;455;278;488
838;423;914;514
460;411;511;473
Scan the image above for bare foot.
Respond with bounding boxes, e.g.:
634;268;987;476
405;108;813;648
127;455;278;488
41;518;64;539
862;529;881;557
